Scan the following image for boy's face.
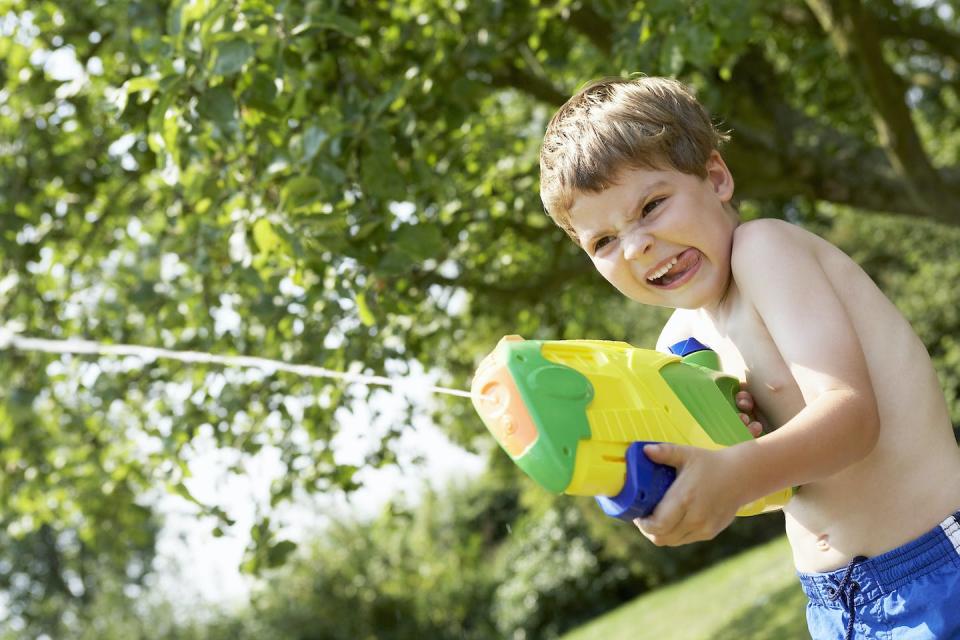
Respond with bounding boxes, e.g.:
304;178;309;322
566;152;738;311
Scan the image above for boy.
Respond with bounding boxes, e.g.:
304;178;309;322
539;76;960;639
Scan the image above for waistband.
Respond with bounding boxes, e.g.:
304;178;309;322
798;511;960;607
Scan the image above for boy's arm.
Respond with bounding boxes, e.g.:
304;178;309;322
637;220;880;545
726;220;880;493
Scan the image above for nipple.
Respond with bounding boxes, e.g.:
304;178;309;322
816;534;831;552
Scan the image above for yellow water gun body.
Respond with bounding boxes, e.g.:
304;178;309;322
471;336;792;521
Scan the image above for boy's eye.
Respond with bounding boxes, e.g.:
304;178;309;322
593;236;614;253
643;197;665;215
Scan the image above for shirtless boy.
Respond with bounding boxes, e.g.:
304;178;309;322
538;76;960;639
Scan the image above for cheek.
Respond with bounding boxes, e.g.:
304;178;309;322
592;257;620;283
593;258;646;298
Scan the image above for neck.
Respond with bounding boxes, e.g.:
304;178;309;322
700;216;740;321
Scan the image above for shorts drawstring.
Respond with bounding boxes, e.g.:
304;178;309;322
825;555;868;640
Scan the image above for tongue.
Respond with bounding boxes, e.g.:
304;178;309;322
660;250;698;285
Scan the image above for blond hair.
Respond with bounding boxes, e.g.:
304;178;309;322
539;76;729;240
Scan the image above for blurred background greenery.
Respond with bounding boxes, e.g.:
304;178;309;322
2;0;959;637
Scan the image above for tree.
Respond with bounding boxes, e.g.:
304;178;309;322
3;0;960;630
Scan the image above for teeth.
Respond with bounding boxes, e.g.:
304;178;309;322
647;256;678;281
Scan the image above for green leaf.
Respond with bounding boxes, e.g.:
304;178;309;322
163;106;182;167
124;76;160;95
291;15;362;38
244;71;280;114
361;130;404;200
282;176;327;211
377;224;446;275
394;224;444;262
317;162;346;186
252;218;282;254
267;540;298;567
171;482;203;506
197;86;237;126
355;291;375;327
302;124;328;162
146;77;185;153
213;39;254;76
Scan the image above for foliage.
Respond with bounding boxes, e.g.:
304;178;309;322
131;467;520;640
492;503;634;639
3;0;960;631
48;460;776;640
0;551;174;640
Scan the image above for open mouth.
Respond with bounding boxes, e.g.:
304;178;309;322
646;249;701;288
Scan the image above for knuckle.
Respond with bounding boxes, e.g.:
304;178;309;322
700;524;720;542
647;533;665;546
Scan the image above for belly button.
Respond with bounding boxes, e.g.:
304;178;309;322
817;534;831;552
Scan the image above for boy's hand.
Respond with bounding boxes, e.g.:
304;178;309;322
736;383;765;438
632;443;743;547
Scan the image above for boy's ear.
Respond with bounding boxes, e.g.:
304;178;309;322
705;150;734;202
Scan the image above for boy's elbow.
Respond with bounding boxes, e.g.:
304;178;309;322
851;391;881;460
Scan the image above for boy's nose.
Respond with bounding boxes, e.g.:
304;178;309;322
622;229;653;260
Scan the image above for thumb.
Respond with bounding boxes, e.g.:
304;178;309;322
642;442;688;467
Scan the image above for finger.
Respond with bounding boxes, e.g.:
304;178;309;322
633;518;660;543
635;484;687;537
752;409;770;433
635;527;676;547
638;507;697;547
635;504;685;543
642;443;687;468
637;528;684;547
735;390;754;411
747;420;763;438
674;528;709;546
739;412;751;426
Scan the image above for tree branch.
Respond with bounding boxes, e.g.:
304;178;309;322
871;0;960;64
489;60;568;105
805;0;960;221
567;4;613;56
481;6;960;226
414;252;591;301
718;46;959;222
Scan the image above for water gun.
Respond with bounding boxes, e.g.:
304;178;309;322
471;335;793;521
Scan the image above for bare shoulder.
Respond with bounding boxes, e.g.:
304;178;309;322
656;308;697;353
731;218;813;255
730;219;826;280
731;218;859;282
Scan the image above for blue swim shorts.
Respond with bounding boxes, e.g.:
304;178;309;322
798;511;960;639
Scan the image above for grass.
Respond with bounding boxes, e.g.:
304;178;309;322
561;536;810;640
